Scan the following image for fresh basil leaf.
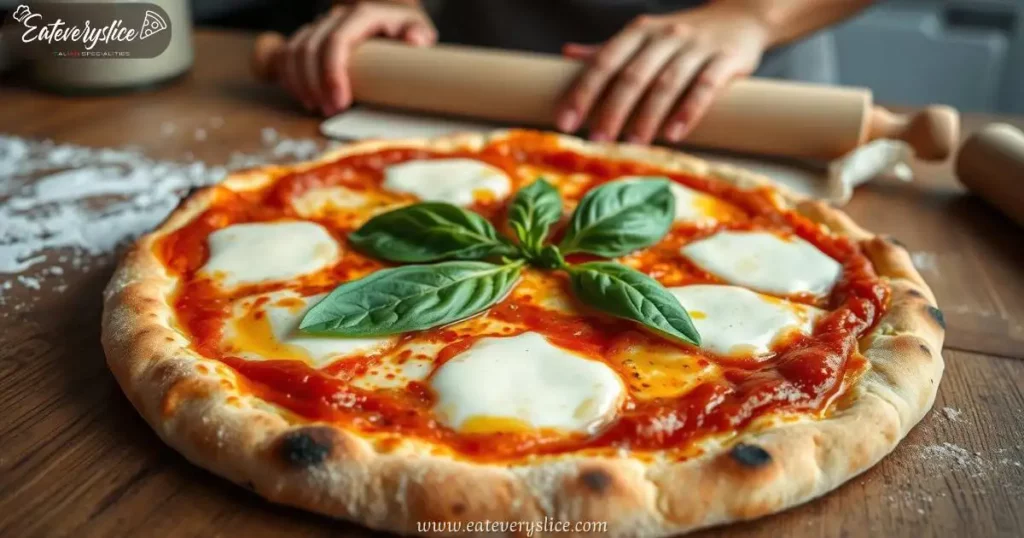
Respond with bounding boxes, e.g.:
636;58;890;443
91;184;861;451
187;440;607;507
299;260;524;336
567;261;700;346
349;202;516;263
508;178;562;253
535;244;567;270
559;178;675;257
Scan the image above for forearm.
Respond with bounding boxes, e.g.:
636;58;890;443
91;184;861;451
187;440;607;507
714;0;873;46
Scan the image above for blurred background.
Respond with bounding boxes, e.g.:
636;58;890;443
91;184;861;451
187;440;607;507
187;0;1024;114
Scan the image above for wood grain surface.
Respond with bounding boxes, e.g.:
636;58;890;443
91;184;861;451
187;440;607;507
1;30;1023;538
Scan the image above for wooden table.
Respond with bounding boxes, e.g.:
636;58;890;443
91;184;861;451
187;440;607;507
1;30;1022;538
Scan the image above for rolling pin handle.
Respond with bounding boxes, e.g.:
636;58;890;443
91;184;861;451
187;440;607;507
867;105;960;161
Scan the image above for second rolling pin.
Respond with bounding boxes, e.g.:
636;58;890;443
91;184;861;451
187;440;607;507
956;123;1024;227
251;33;959;162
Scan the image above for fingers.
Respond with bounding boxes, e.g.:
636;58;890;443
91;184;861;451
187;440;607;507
402;21;437;46
302;10;346;115
627;46;711;144
321;5;435;115
276;4;436;116
320;8;377;114
562;42;598;60
282;24;317;112
589;37;681;142
554;30;647;134
662;54;748;142
555;10;764;144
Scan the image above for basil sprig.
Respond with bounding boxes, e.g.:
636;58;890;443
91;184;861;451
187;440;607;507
568;262;700;346
349;202;516;262
508;179;563;255
300;260;525;336
560;178;675;257
301;177;700;346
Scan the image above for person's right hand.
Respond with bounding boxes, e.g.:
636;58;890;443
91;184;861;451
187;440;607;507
277;1;436;116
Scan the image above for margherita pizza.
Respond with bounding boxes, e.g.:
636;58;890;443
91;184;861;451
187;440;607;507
101;130;945;536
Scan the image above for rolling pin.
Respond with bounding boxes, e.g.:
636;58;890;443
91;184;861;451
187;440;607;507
252;32;959;162
956;123;1024;227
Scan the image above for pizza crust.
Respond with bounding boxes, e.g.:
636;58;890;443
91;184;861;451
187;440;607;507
102;131;944;537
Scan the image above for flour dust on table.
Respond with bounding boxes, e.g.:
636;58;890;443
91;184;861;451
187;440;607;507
0;131;329;308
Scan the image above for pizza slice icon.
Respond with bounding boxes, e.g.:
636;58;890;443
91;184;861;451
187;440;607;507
139;10;168;40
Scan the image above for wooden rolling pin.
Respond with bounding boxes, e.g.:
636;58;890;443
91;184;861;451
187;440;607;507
956;123;1024;227
252;32;959;162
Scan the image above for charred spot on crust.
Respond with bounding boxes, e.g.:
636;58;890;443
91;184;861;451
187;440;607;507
184;185;204;199
885;235;907;249
907;289;924;299
451;502;467;516
278;427;336;467
926;306;946;330
730;443;772;468
579;469;612;493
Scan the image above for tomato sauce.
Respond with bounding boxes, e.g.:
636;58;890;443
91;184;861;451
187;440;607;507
157;131;888;461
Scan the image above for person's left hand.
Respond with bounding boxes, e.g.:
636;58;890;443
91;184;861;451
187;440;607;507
555;4;770;144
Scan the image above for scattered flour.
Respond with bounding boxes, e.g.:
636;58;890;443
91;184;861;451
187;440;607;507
919;442;989;478
917;441;1023;480
941;406;963;423
885;489;936;516
911;251;938;274
0;129;328;307
943;303;997;317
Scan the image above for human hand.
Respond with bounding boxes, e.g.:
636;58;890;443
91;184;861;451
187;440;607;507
556;4;769;144
277;1;436;116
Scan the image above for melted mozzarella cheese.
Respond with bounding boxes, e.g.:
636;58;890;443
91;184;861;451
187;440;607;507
681;231;842;295
226;292;394;366
430;332;624;434
383;158;511;206
669;183;722;224
291;185;371;215
199;221;339;287
669;284;821;356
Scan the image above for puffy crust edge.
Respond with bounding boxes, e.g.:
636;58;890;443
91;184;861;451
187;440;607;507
101;131;944;537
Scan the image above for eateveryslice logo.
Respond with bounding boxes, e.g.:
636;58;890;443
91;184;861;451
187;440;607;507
4;2;172;59
12;4;166;49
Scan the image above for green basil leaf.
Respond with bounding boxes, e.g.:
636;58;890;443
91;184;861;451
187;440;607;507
559;178;675;257
535;244;567;270
567;261;700;346
507;178;562;252
299;260;524;336
349;202;515;263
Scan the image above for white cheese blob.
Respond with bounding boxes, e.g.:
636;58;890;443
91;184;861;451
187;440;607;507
430;332;624;434
199;221;339;287
681;230;842;295
669;284;822;356
291;185;371;215
226;292;394;367
382;158;511;206
669;183;719;224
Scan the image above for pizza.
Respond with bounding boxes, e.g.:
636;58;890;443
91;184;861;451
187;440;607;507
101;130;945;536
